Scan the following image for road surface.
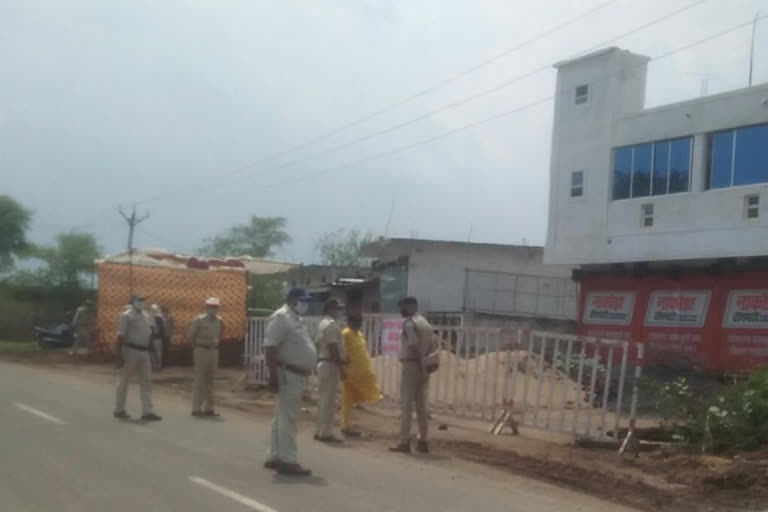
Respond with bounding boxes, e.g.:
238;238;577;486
0;361;635;512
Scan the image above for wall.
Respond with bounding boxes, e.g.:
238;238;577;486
405;243;573;314
545;45;768;265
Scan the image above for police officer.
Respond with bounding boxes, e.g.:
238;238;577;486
314;298;345;443
188;297;223;417
263;288;317;476
390;297;432;454
114;294;162;421
70;299;94;356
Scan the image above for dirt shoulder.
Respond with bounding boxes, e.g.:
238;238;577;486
5;351;768;512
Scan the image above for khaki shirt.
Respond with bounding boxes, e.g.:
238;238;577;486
118;308;152;348
187;314;223;348
316;316;345;361
72;306;93;330
399;313;433;361
265;304;317;372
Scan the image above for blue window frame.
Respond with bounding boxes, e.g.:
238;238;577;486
613;137;692;200
708;123;768;189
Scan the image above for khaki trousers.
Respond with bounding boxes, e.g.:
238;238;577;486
72;328;91;353
399;361;429;445
267;369;306;464
192;347;219;412
315;361;340;438
115;347;154;415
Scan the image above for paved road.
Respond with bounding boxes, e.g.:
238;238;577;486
0;362;635;512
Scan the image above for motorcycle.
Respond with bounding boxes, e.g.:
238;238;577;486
34;324;75;350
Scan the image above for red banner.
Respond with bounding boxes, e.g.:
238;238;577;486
578;270;768;373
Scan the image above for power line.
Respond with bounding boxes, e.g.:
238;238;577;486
118;205;149;299
155;14;764;211
133;0;621;205
137;0;710;207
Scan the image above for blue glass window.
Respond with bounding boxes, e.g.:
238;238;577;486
710;131;733;189
652;141;670;196
669;138;691;194
631;143;652;198
733;124;768;186
614;137;691;200
613;147;632;200
708;123;768;189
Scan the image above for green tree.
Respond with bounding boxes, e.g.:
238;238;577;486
200;216;290;258
247;275;286;312
0;195;32;271
33;232;101;287
315;229;374;267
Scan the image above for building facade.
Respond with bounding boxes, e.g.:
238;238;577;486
544;47;768;372
362;238;577;329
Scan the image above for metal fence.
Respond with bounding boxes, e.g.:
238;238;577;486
243;316;644;440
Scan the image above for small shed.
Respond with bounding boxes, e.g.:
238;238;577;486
95;249;295;354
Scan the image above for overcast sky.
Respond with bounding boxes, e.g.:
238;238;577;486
2;0;767;263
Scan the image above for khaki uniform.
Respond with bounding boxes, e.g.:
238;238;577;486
72;306;93;353
398;312;433;446
115;308;155;415
187;314;222;412
315;316;345;438
265;305;317;465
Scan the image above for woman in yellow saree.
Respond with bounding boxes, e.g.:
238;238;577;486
341;314;382;436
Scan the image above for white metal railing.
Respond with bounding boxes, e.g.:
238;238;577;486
243;316;644;440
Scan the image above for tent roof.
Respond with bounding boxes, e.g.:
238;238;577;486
96;249;297;275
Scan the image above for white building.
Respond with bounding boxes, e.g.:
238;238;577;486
543;47;768;373
361;238;576;327
545;47;768;265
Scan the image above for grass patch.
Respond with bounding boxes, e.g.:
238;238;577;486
0;340;40;354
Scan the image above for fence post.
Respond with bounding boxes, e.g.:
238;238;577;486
619;343;645;456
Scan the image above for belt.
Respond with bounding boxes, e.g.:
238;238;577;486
400;358;420;362
194;345;219;350
124;343;149;352
278;363;312;377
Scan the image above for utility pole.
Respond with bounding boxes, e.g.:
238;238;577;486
119;205;149;300
749;12;761;87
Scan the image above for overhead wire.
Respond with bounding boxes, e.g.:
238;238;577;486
133;0;623;205
152;14;765;214
136;0;710;207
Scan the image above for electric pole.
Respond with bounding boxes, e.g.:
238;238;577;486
119;205;149;300
749;12;761;87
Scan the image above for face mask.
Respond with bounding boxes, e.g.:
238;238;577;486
294;301;309;316
133;300;145;311
348;315;363;330
207;309;219;318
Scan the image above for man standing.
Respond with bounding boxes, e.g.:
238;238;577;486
314;298;345;443
188;297;223;417
70;299;94;356
390;297;433;454
264;288;317;476
113;294;162;422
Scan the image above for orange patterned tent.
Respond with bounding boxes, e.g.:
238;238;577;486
96;262;247;350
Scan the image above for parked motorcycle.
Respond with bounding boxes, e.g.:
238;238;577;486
34;324;75;350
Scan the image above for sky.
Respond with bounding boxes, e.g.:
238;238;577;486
2;0;768;263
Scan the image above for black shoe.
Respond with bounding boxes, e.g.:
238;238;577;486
203;410;220;417
263;460;280;471
141;413;162;422
113;411;130;420
416;440;430;454
342;429;362;438
316;435;344;444
388;443;411;454
277;463;311;476
192;410;204;417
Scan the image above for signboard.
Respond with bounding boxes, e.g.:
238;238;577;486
582;292;635;325
723;290;768;328
644;291;710;327
380;317;403;356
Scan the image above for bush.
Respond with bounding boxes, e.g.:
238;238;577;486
650;370;768;452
